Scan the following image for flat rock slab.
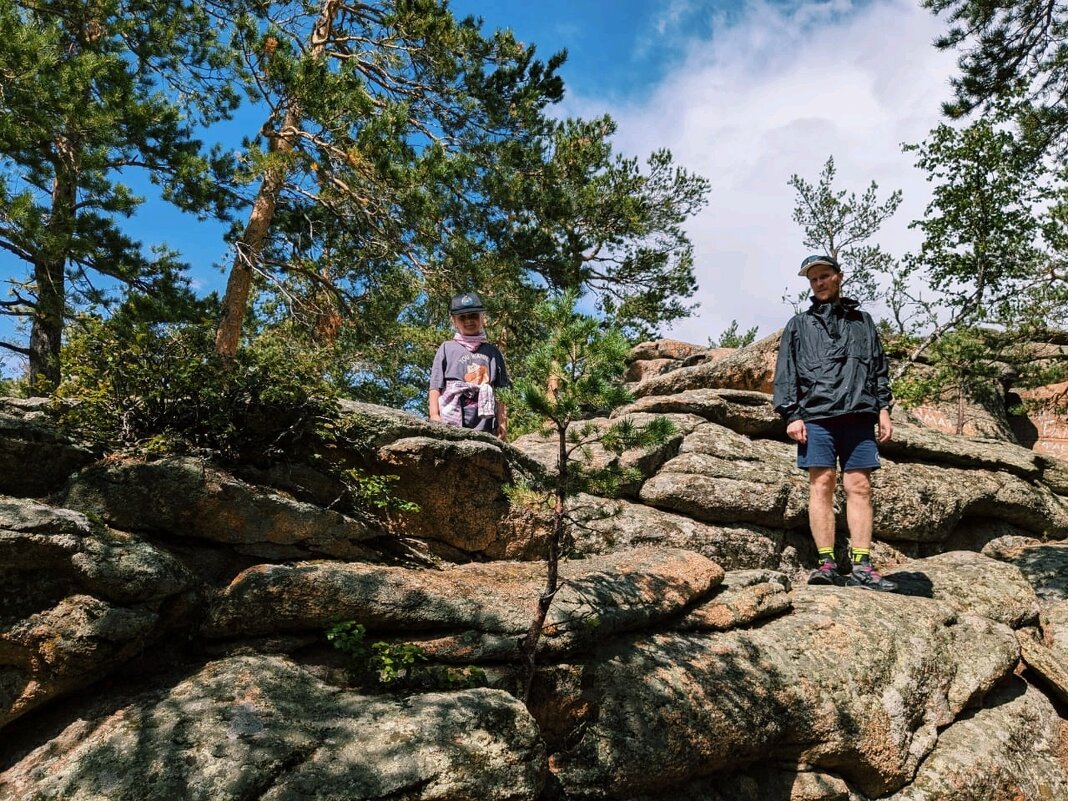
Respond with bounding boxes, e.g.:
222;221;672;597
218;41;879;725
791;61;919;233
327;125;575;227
613;389;784;438
59;456;377;559
203;547;724;660
873;460;1068;543
0;497;191;605
640;426;808;528
674;569;793;631
567;494;791;572
0;655;546;801
548;587;1019;799
882;420;1042;478
886;550;1040;628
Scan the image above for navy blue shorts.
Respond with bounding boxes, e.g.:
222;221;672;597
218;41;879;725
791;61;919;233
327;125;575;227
797;414;881;471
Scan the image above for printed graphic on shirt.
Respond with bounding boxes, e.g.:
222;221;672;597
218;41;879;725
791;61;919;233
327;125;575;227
463;360;490;385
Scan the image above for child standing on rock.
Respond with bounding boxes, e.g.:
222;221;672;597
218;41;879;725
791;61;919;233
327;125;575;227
428;291;510;440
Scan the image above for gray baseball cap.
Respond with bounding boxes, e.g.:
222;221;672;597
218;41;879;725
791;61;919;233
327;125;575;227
449;291;485;314
799;254;840;277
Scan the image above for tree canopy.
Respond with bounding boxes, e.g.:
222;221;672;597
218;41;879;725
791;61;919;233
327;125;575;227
0;0;238;389
925;0;1068;157
0;0;711;405
787;156;902;312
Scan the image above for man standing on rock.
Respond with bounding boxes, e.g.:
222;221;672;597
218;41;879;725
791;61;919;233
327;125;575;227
773;254;898;591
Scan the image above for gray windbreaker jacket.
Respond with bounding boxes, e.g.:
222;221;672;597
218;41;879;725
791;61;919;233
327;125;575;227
772;297;892;423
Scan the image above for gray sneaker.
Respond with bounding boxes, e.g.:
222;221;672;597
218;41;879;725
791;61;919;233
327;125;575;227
807;560;842;586
845;561;897;592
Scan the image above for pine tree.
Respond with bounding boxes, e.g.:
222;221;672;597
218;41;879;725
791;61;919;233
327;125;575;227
0;0;238;389
506;291;674;701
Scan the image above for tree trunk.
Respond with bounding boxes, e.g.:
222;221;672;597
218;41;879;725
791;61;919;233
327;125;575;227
29;257;64;391
519;423;568;703
29;140;78;391
214;0;340;357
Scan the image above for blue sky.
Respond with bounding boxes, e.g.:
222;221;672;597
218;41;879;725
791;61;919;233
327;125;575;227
0;0;960;373
450;0;959;345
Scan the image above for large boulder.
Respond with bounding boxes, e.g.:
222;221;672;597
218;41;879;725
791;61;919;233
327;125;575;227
0;399;94;497
0;497;195;731
374;435;523;556
1008;380;1068;459
872;459;1068;544
542;587;1019;799
202;547;724;661
885;681;1068;801
0;655;547;801
0;595;159;730
58;456;381;560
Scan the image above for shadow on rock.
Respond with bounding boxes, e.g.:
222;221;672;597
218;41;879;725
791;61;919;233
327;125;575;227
888;571;935;598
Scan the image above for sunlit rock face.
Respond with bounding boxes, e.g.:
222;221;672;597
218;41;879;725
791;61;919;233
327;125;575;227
2;337;1067;799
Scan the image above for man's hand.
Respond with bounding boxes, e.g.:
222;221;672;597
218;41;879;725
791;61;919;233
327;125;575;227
877;409;893;443
786;419;807;444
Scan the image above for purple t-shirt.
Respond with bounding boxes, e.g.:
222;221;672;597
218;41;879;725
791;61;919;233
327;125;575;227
429;340;510;432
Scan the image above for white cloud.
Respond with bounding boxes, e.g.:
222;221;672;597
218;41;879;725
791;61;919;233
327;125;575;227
575;0;959;344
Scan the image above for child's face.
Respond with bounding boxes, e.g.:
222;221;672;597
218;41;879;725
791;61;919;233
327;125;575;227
452;312;484;336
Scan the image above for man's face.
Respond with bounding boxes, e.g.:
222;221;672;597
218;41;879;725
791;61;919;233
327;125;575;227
807;265;842;302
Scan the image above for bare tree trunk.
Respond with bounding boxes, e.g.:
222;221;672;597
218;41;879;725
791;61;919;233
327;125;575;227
29;140;78;392
519;423;568;703
214;0;340;357
29;257;64;392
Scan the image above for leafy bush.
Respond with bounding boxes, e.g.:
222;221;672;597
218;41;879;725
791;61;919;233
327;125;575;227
326;620;485;690
54;317;417;516
55;318;339;460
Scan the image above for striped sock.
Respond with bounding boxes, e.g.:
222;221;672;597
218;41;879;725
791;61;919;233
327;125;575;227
851;547;870;565
817;547;835;564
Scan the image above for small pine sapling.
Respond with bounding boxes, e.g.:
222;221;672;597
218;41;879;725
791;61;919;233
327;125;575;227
506;291;675;702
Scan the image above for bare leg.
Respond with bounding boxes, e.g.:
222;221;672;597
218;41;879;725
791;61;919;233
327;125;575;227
842;469;873;550
807;467;838;551
841;468;896;591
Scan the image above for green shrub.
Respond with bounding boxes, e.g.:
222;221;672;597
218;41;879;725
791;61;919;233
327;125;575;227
55;318;339;461
325;620;484;690
54;317;418;516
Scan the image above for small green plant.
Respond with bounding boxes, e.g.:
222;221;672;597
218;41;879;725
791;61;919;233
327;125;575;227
503;290;675;703
435;665;488;689
343;468;420;513
325;620;371;660
326;621;431;687
370;640;428;684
